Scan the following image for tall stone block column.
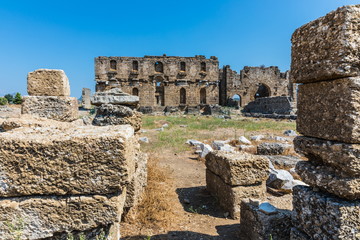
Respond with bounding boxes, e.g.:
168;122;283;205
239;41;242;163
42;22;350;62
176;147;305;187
290;5;360;239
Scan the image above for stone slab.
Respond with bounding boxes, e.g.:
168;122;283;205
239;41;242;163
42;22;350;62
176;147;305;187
0;125;137;197
292;185;360;239
291;5;360;83
206;169;266;219
0;192;125;240
296;161;360;200
205;151;268;186
82;88;91;109
22;96;79;122
27;69;70;96
296;77;360;143
294;136;360;177
92;104;142;132
91;88;139;106
240;200;292;240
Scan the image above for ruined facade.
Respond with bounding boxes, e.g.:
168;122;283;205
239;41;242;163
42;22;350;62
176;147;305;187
94;55;293;109
95;55;219;109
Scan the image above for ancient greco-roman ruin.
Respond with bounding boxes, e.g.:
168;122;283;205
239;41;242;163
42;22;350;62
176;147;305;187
0;3;360;240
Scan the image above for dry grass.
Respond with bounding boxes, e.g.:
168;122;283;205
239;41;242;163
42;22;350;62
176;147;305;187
123;154;176;233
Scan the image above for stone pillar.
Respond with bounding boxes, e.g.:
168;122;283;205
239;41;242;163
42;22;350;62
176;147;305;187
205;151;268;219
22;69;78;121
82;87;91;109
290;5;360;239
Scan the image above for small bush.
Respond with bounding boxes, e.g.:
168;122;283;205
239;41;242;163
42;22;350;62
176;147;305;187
13;93;22;104
0;97;8;105
4;94;13;104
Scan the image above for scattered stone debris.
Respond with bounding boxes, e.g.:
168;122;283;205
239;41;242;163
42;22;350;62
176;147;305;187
257;142;292;155
251;135;264;141
139;137;149;143
284;129;297;136
238;136;251;145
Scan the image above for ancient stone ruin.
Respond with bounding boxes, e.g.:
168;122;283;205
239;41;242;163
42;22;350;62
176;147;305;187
290;5;360;239
82;87;91;109
0;70;148;239
205;151;268;219
22;69;78;121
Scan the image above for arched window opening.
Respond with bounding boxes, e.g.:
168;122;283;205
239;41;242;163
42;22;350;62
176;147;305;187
132;61;139;71
180;62;186;71
110;60;117;70
155;76;165;106
200;88;206;104
254;84;270;99
155;61;164;73
132;88;139;96
180;88;186;104
201;62;206;72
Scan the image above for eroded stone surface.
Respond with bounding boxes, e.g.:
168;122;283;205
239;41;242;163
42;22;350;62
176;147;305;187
240;200;292;240
27;69;70;96
22;96;78;122
294;136;360;177
0;124;137;197
206;169;266;219
292;186;360;239
296;161;360;200
91;88;139;106
205;151;268;186
291;5;360;83
0;192;125;240
92;104;142;132
297;77;360;143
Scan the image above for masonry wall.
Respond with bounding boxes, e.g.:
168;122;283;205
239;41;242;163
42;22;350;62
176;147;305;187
95;55;219;107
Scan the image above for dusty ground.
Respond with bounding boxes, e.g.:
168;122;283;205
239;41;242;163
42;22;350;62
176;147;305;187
121;116;295;240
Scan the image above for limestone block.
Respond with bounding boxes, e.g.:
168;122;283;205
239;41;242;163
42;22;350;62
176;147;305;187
291;5;360;83
290;228;310;240
0;125;137;197
294;136;360;177
27;69;70;96
92;104;142;132
297;77;360;143
240;200;292;240
0;192;125;240
124;151;148;211
91;88;139;106
22;96;79;122
205;151;268;186
292;186;360;239
206;169;266;219
296;161;360;200
257;142;292;155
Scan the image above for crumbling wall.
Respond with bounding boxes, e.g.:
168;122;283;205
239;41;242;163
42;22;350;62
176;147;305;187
290;5;360;239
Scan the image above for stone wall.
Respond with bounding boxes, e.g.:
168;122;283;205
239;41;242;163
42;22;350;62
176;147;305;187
242;96;295;115
290;5;360;239
95;55;219;107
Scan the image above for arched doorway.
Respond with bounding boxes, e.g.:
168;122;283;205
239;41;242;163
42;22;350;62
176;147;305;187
132;88;139;96
155;61;164;73
180;88;186;104
110;60;117;70
155;76;165;106
231;94;241;107
200;88;206;104
254;84;270;99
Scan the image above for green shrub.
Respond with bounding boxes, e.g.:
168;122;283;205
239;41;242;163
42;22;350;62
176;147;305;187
4;94;13;104
0;97;8;105
13;92;22;104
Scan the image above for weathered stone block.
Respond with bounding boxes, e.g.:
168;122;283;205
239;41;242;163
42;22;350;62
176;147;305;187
291;5;360;83
91;88;139;106
290;228;310;240
297;77;360;143
206;169;266;219
292;186;360;239
296;161;360;200
0;125;137;197
294;136;360;177
205;151;268;186
257;142;292;155
92;104;142;132
124;151;148;211
27;69;70;96
240;200;292;240
22;96;79;122
82;87;91;109
0;192;125;240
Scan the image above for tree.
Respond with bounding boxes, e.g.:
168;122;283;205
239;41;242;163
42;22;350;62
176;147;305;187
4;94;14;104
13;92;22;104
0;97;8;106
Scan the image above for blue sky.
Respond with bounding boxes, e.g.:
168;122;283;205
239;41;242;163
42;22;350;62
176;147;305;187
0;0;358;97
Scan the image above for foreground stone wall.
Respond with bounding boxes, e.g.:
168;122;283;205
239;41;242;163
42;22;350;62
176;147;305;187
291;5;360;239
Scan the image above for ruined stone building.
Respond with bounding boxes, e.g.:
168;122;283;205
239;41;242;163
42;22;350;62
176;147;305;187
94;55;293;110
